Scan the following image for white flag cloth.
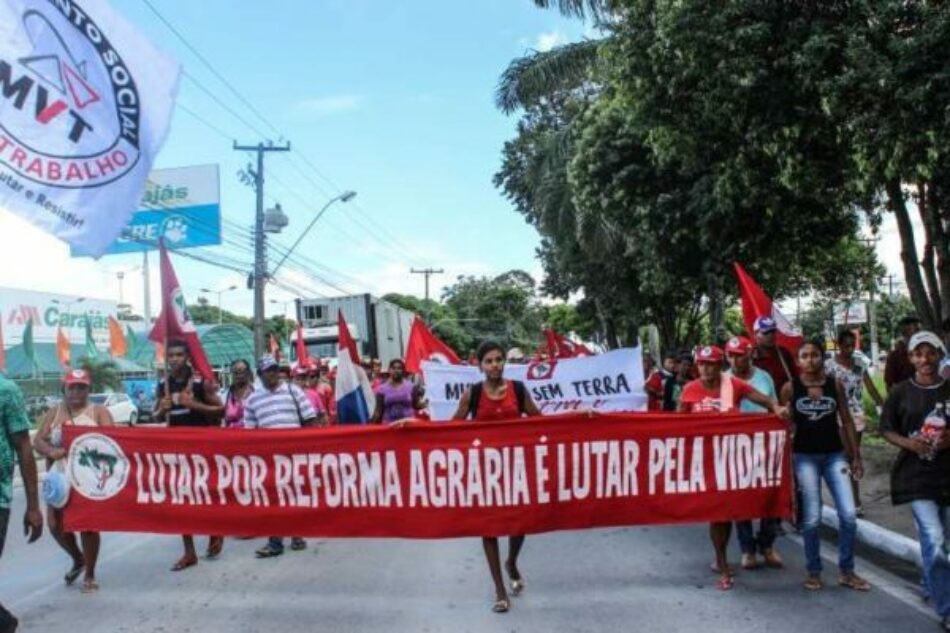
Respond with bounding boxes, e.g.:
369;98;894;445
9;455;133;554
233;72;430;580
0;0;180;256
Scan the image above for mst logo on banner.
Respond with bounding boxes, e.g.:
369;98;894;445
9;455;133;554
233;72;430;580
423;348;647;421
0;0;180;257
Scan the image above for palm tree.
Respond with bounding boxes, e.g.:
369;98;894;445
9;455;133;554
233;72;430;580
79;358;122;393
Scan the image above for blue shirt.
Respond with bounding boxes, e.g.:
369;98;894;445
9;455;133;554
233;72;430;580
727;368;776;413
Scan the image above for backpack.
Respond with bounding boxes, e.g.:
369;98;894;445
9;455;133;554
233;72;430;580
466;380;527;419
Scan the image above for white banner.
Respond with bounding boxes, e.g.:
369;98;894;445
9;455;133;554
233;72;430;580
0;0;180;257
422;348;647;421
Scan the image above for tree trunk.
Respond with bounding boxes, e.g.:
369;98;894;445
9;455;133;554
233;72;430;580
929;181;950;321
889;178;936;328
708;276;724;345
917;183;942;324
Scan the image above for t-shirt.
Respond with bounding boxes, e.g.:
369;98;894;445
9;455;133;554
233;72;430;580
679;376;755;413
377;381;415;423
0;377;30;510
156;372;215;427
825;355;867;418
244;383;317;429
879;379;950;505
645;371;664;411
727;368;776;413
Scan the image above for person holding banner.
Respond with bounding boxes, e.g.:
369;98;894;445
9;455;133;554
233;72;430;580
678;345;787;591
724;336;783;571
154;340;225;571
33;369;113;593
452;341;540;614
372;360;425;424
780;340;869;592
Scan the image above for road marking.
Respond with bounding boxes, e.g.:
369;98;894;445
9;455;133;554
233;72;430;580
9;534;159;609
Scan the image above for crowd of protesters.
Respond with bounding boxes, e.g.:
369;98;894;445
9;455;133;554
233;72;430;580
0;312;948;629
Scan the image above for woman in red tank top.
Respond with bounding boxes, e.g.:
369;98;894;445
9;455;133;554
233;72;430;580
453;341;540;614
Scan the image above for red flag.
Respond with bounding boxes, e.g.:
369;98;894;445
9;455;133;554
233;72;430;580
57;326;71;367
543;329;593;359
405;317;460;373
295;322;312;368
337;310;361;366
148;244;215;382
733;263;802;356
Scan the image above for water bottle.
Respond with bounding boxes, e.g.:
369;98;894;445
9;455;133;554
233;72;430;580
918;402;946;462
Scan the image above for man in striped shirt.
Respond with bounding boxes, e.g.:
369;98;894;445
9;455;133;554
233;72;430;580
245;355;318;557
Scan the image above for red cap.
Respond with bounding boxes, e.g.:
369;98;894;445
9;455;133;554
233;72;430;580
292;366;310;378
695;345;724;363
63;369;91;386
725;336;753;355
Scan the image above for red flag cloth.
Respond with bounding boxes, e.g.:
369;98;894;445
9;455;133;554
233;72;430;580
544;329;593;359
405;317;461;373
56;326;71;368
733;263;803;356
148;244;215;382
338;310;361;366
63;412;792;538
295;322;312;368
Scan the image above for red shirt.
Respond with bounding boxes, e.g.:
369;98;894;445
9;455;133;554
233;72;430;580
680;376;754;413
475;381;521;421
645;371;664;411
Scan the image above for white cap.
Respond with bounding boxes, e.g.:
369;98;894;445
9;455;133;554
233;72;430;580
908;330;946;354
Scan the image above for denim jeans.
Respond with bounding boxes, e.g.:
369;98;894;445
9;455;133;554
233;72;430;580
911;500;950;618
793;451;857;575
736;518;779;555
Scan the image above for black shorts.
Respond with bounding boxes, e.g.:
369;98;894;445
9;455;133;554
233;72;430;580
0;507;10;558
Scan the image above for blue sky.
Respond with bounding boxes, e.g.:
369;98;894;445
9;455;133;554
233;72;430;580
0;0;592;319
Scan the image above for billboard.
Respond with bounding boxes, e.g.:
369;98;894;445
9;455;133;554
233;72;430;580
71;165;221;257
0;287;117;348
833;302;868;325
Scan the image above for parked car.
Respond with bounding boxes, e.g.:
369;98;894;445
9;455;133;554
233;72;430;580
90;393;139;426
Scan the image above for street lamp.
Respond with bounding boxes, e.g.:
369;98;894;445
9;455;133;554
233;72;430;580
270;299;293;321
270;191;357;277
200;285;238;324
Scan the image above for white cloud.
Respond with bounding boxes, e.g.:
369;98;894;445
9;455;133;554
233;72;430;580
290;95;363;118
534;30;568;52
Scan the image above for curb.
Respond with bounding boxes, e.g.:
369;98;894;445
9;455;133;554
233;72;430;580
821;505;922;567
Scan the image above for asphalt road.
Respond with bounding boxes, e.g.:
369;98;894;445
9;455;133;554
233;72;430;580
0;487;940;633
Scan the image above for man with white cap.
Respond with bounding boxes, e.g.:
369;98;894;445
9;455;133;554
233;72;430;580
880;330;950;630
752;316;797;395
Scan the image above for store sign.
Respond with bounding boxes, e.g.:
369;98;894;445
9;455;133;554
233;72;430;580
0;287;116;345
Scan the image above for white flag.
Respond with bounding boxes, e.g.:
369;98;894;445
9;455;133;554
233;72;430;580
0;0;180;257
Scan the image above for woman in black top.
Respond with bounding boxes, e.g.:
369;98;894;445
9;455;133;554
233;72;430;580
780;341;868;592
880;331;950;630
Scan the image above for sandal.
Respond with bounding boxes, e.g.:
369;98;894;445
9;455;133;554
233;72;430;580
64;560;84;585
716;575;734;591
170;555;198;572
838;573;870;592
80;578;99;594
763;549;784;569
803;575;823;591
290;538;307;551
740;553;760;570
206;537;224;560
492;598;510;613
505;561;525;596
255;545;284;558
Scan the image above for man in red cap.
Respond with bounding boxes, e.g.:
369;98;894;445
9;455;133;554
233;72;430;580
751;316;797;395
725;336;783;570
678;344;787;591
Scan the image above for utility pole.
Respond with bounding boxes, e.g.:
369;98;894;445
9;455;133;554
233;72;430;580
234;141;291;360
411;268;444;302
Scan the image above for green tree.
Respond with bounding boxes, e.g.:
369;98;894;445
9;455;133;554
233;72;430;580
78;358;122;393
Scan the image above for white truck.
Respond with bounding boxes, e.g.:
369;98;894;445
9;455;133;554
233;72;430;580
292;294;415;366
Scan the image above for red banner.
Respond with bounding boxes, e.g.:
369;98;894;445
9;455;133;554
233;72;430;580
63;413;792;538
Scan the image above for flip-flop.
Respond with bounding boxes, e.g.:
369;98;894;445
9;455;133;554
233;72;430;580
717;575;734;591
64;561;84;585
492;598;510;613
206;537;224;559
80;578;99;594
838;574;871;592
170;556;198;572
